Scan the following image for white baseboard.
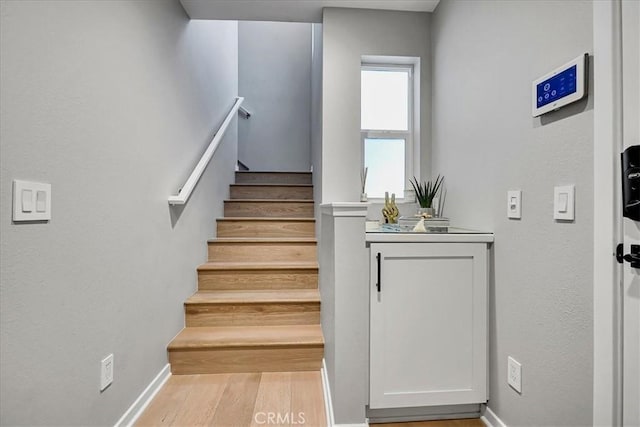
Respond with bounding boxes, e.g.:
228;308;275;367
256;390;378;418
114;363;171;427
321;358;335;426
321;359;369;427
481;406;507;427
334;425;369;426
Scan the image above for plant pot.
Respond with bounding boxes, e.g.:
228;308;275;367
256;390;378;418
418;207;435;217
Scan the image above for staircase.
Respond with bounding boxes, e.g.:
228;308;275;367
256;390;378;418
167;171;323;375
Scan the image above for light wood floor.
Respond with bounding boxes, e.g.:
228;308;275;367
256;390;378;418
374;419;485;427
136;371;326;427
136;371;485;427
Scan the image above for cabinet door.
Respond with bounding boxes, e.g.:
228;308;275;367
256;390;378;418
369;243;488;409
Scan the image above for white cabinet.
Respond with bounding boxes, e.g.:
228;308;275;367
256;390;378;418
369;242;489;409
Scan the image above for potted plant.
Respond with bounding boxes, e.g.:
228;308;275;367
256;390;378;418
410;175;444;217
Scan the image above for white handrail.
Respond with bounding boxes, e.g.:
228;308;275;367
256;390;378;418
168;96;244;206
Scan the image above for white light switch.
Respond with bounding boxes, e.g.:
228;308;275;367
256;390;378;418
557;193;568;212
13;180;51;222
21;189;33;212
36;191;47;212
507;190;522;219
554;185;575;221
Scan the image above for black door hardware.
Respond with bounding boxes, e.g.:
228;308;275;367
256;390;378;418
376;252;381;292
617;243;640;268
622;145;640;221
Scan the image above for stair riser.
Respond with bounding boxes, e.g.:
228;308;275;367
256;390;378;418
230;186;313;200
235;172;312;185
208;242;317;262
185;303;320;327
198;270;318;290
217;220;315;238
224;202;314;218
169;346;323;375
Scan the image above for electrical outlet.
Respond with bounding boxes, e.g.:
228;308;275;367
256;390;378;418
507;356;522;393
100;354;114;391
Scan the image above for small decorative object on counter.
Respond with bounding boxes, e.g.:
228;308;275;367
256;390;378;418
382;192;399;224
399;216;450;233
360;167;368;202
412;218;427;232
410;175;444;218
418;207;435;217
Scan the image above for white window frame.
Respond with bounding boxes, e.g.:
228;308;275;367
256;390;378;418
361;59;419;202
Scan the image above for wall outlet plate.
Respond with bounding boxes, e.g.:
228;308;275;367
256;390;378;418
507;356;522;393
100;354;114;391
507;190;522;219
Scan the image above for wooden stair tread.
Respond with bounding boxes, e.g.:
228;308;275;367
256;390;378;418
217;217;315;222
216;218;316;238
225;199;314;203
230;183;313;187
186;289;320;304
224;200;314;219
208;237;317;243
168;325;324;349
236;171;311;174
235;172;312;185
198;261;318;271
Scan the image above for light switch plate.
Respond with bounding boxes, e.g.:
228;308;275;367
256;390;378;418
100;353;114;391
554;185;575;221
507;190;522;219
12;180;51;222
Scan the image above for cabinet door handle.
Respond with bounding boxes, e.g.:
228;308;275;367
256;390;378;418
376;252;381;293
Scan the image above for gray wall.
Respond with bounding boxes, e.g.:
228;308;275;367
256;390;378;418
0;1;238;425
238;21;312;171
431;1;594;425
322;8;431;202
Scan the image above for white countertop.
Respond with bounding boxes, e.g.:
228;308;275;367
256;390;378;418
366;226;494;243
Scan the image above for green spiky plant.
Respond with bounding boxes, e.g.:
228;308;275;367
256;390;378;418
410;175;444;208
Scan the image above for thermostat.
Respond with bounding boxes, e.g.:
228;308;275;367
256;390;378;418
532;53;588;117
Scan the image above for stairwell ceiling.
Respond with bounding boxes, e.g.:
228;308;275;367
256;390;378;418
179;0;440;23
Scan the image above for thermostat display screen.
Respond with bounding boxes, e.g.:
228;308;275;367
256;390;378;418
536;65;577;108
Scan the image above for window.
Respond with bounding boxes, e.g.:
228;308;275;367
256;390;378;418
364;138;405;197
361;64;415;199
